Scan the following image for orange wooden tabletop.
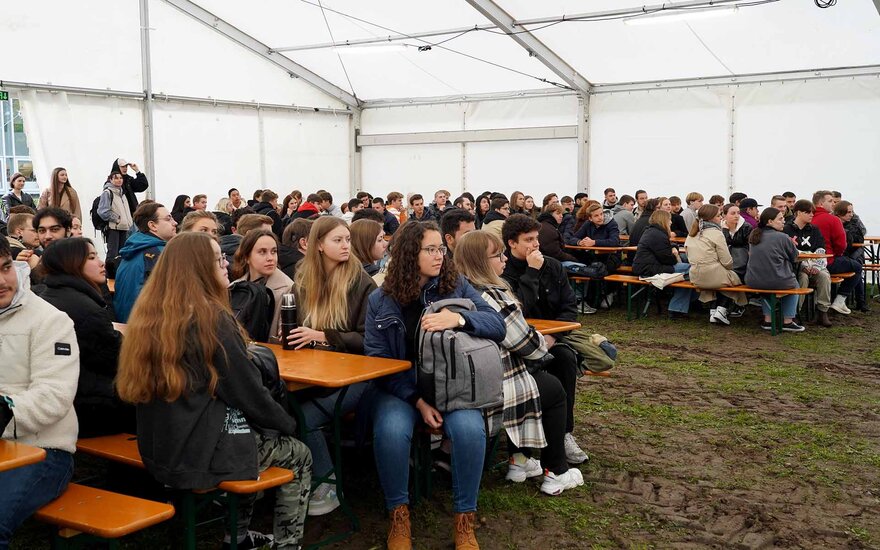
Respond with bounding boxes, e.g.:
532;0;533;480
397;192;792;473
265;344;411;391
564;245;623;253
107;279;115;293
526;319;581;335
112;322;127;335
864;236;880;242
77;434;145;469
0;440;47;472
797;253;833;259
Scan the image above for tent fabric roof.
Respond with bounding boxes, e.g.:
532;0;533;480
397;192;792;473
195;0;880;101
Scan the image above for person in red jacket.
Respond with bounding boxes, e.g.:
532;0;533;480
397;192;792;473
811;190;863;314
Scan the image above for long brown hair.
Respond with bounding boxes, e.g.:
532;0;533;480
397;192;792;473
293;216;363;330
49;167;74;210
649;210;672;235
454;230;507;290
382;221;458;305
116;232;236;404
688;204;720;237
39;237;99;292
350;219;383;264
233;229;278;280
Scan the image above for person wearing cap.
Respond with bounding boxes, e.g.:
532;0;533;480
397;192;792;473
739;198;761;229
109;158;149;214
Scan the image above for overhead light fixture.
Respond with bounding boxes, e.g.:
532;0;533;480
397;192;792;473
623;5;738;25
333;43;409;54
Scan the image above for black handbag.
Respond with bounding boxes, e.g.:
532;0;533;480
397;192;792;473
0;396;14;436
246;344;290;436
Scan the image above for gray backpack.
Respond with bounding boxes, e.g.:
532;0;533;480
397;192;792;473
416;298;504;412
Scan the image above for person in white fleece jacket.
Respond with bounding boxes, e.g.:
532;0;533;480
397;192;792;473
0;236;80;547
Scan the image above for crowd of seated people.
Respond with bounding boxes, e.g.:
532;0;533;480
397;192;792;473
2;159;876;549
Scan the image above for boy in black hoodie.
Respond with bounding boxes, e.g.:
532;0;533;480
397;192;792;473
500;214;589;465
783;200;832;326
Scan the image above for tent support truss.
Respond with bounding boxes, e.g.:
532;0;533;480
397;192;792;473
356;126;576;146
160;0;360;108
463;0;591;95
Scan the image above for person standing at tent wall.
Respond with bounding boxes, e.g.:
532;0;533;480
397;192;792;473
38;167;82;221
110;158;149;214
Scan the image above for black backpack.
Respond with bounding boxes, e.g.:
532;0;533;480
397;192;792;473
90;192;109;234
229;280;275;343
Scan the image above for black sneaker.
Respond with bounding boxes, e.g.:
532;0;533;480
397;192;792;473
782;322;806;333
728;305;745;318
760;321;772;330
668;311;688;320
222;530;275;550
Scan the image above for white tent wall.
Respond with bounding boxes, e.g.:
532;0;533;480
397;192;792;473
151;102;351;213
18;91;145;254
360;95;578;201
589;88;731;200
734;77;880;236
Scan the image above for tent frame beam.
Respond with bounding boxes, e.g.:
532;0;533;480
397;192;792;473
161;0;360;108
139;0;157;196
273;0;744;53
0;81;353;115
463;0;591;94
356;125;576;146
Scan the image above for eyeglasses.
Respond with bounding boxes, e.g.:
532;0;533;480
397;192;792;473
488;252;506;260
218;253;227;267
420;245;448;257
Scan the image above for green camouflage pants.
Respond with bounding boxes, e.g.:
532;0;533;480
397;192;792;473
235;433;313;548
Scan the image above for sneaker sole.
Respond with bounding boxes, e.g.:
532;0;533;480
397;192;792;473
782;326;806;332
307;499;341;516
830;307;851;315
540;475;585;496
505;469;542;483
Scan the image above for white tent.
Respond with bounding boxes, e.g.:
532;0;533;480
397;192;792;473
3;0;880;242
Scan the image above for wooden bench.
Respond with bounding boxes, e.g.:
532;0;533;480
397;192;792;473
604;274;813;334
77;434;293;550
35;483;175;548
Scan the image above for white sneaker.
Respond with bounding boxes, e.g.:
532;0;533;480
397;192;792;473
599;293;615;309
830;295;851;315
505;456;543;483
564;433;589;464
709;308;717;324
711;306;730;325
540;468;584;496
307;482;340;516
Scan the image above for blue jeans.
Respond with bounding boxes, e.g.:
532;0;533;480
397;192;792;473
760;294;798;319
828;256;863;297
0;448;74;548
372;391;485;513
669;262;694;313
299;382;369;480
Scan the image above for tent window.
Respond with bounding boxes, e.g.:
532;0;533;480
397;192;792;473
1;96;35;193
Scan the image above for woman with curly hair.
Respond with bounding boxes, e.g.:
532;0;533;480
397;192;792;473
364;221;505;550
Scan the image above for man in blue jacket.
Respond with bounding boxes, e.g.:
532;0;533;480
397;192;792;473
114;202;177;322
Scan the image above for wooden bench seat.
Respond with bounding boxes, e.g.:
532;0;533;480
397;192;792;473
35;483;174;541
603;274;812;334
76;433;292;494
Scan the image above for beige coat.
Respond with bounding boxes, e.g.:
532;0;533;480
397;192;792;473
233;268;293;341
684;227;746;305
39;186;83;220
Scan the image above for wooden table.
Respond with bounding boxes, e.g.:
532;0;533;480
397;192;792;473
565;245;624;253
265;344;410;392
265;344;410;542
107;279;115;293
0;440;47;472
526;319;581;335
798;253;833;260
112;322;127;335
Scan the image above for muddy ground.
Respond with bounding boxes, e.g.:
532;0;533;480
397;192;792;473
12;305;880;549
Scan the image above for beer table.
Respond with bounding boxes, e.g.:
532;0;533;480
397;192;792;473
526;318;581;335
266;344;409;544
0;440;46;472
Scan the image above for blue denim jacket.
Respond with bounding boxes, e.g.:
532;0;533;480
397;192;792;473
364;275;505;404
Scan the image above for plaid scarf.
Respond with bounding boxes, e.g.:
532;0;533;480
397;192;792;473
478;285;547;449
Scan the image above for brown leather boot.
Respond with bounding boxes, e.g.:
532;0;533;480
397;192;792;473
453;512;480;550
387;505;412;550
817;310;833;327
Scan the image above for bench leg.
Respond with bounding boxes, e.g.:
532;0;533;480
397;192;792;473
180;492;197;550
227;494;239;550
770;295;778;336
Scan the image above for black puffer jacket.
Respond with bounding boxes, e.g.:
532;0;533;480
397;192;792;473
253;201;284;238
632;224;678;277
502;254;578;322
110;159;149;213
629;210;652;246
39;273;125;436
537;212;578;263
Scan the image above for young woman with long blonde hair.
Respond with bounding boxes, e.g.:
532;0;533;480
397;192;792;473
116;232;312;549
454;231;584;496
286;216;377;515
